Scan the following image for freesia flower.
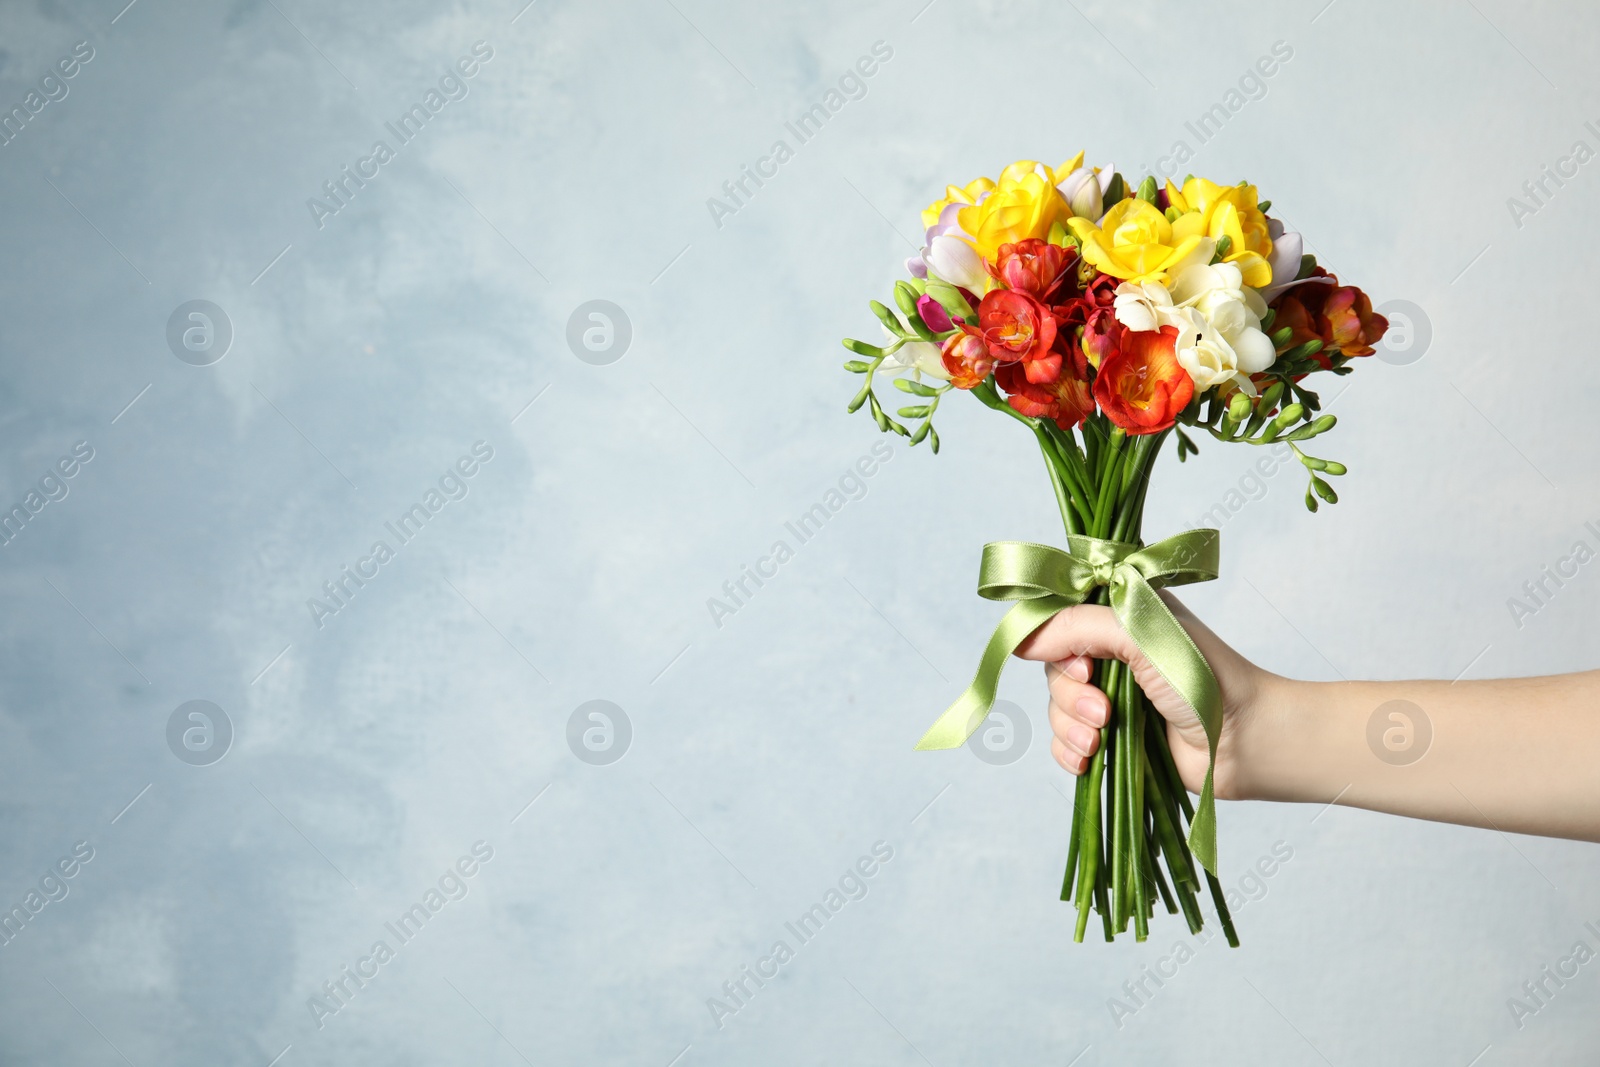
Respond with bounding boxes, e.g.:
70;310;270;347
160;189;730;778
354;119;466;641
1092;325;1194;434
1166;178;1274;288
1259;218;1315;301
880;316;950;380
907;201;983;286
1164;262;1276;393
924;231;988;291
976;289;1058;383
920;176;996;231
940;329;994;389
1270;277;1389;365
958;167;1070;263
1068;201;1213;284
1320;286;1388;357
916;293;954;334
1082;307;1121;368
1057;159;1117;220
995;359;1095;429
988;238;1075;300
1112;280;1182;333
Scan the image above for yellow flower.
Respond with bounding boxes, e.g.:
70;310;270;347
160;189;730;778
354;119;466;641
1166;178;1274;287
956;156;1080;263
1067;199;1211;284
920;176;996;230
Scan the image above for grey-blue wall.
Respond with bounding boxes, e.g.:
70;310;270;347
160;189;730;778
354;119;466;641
1;0;1596;1063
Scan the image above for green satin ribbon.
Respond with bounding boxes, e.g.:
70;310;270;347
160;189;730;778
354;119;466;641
916;530;1225;875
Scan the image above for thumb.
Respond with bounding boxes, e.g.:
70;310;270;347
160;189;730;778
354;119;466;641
1013;603;1141;667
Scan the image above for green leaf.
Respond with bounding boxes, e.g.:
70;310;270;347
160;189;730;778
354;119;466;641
1136;175;1159;204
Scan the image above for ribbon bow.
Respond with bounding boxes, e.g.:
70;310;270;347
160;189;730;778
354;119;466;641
915;530;1225;874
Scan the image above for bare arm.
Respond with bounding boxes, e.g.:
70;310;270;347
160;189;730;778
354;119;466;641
1015;596;1600;842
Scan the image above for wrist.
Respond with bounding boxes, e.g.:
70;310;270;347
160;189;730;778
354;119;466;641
1223;671;1330;804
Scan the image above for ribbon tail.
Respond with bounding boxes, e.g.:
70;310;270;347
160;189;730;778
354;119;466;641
1111;570;1225;876
1187;769;1218;876
914;596;1071;750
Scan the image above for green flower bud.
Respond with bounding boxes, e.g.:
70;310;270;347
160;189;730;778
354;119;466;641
1212;235;1233;261
870;300;902;336
1101;173;1126;214
843;360;871;373
1311;475;1338;504
894;378;939;396
842;337;886;359
1136;175;1158;203
897;405;931;419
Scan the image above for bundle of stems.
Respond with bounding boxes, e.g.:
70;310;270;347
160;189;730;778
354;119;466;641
973;380;1238;946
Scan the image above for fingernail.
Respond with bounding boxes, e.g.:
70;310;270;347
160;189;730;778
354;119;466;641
1067;724;1096;753
1065;657;1091;683
1075;695;1106;727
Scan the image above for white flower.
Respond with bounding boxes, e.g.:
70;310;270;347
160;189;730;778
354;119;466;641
1057;162;1117;220
924;234;987;292
1167;263;1275;390
880;320;949;381
1113;281;1182;332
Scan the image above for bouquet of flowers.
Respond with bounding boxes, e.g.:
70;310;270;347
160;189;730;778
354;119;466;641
842;153;1387;944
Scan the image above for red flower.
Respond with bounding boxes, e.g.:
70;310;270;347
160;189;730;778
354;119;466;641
1082;307;1122;368
988;239;1075;301
976;289;1058;383
1084;271;1119;309
1271;279;1388;367
1092;325;1194;435
995;360;1096;430
1321;286;1387;357
940;329;995;390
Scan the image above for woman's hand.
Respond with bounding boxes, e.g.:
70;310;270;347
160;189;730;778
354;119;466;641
1013;592;1271;801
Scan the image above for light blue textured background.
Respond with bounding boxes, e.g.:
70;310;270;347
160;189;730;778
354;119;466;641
1;0;1597;1063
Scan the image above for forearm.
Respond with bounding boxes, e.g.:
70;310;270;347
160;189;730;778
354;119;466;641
1233;670;1600;841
